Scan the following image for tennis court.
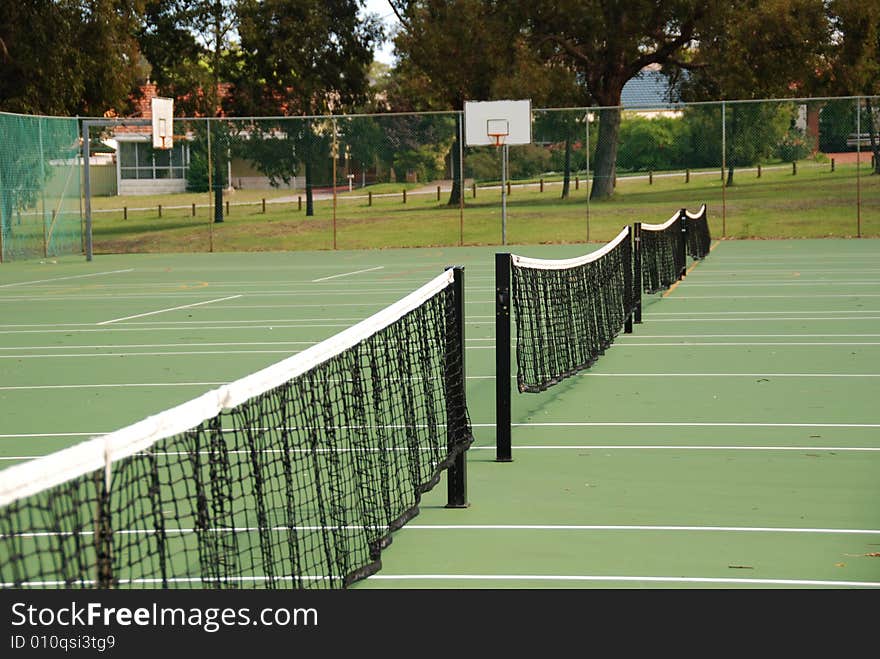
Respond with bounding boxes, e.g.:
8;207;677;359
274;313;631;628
1;236;879;588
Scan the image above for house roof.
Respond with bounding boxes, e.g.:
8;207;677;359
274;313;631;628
621;69;681;109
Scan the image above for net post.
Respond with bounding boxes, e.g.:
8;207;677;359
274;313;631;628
445;265;468;508
678;208;688;280
633;223;642;324
624;224;634;333
495;253;513;462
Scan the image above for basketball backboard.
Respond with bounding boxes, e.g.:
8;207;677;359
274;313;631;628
464;99;531;147
151;96;174;150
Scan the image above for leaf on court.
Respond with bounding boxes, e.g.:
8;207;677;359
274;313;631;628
727;565;753;569
835;563;846;568
865;552;880;558
756;378;769;383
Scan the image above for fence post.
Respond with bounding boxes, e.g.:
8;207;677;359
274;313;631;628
158;204;162;218
757;164;762;178
685;169;690;183
792;161;797;175
367;191;371;207
226;200;230;216
437;185;441;201
262;198;266;213
831;158;835;172
123;206;127;221
649;171;653;185
540;178;544;192
192;203;196;217
472;182;477;198
402;189;407;203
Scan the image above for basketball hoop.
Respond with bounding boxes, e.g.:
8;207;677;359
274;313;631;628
488;132;507;148
486;118;509;148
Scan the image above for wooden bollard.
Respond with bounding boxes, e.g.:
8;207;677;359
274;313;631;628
402;189;406;203
299;196;303;210
158;204;162;218
472;182;477;198
575;176;579;190
757;164;762;178
507;181;511;195
792;161;797;175
262;198;266;213
437;185;441;201
123;206;128;220
226;200;230;215
540;178;544;192
192;203;196;217
648;171;653;185
831;158;835;172
367;191;371;206
685;169;690;183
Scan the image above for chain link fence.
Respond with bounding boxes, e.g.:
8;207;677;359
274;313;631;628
2;96;878;261
0;113;83;262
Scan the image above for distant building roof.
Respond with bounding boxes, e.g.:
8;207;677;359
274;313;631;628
621;69;681;109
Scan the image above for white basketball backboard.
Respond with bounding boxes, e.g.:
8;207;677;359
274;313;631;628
151;97;174;150
464;99;531;147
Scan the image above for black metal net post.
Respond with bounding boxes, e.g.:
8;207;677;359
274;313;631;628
494;253;512;462
445;266;469;508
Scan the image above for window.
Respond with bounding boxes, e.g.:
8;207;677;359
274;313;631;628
119;140;188;180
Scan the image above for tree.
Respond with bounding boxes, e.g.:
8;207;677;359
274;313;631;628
389;0;521;205
817;0;880;173
519;1;708;200
0;0;144;115
671;0;831;184
231;0;382;216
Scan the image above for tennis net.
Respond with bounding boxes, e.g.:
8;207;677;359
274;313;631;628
506;226;636;395
638;210;687;294
685;204;711;260
0;268;472;589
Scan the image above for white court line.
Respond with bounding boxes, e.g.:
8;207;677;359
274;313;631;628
0;269;134;288
638;318;880;323
0;350;299;359
96;295;243;325
671;294;880;299
647;310;880;315
471;422;880;428
401;524;880;534
677;280;880;286
612;341;880;346
464;373;879;379
311;266;385;282
468;445;880;452
366;575;880;587
0;341;316;351
0;382;225;391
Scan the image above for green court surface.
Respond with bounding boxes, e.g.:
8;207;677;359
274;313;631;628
1;238;879;588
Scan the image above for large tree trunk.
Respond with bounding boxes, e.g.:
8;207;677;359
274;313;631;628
447;128;462;206
590;106;621;200
305;158;314;217
561;132;572;199
866;98;880;175
213;150;224;223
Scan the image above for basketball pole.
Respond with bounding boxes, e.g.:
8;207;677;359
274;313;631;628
501;142;508;245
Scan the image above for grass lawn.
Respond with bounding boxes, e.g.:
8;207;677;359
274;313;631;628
88;160;879;254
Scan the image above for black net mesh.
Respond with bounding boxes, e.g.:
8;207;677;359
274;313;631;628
0;272;471;589
686;204;712;260
640;214;687;294
510;228;636;393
